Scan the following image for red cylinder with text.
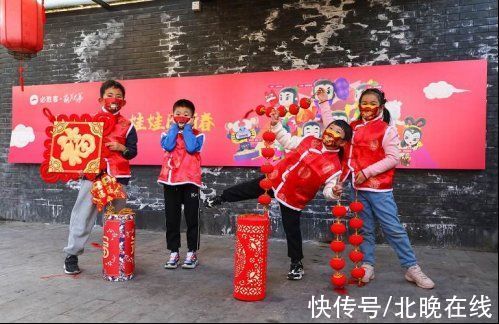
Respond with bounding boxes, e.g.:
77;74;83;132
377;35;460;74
233;214;270;301
102;209;136;282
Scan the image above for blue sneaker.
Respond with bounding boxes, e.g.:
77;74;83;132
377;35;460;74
182;251;199;269
164;252;180;269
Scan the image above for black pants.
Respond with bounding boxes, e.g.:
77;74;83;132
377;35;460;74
221;176;304;263
163;184;200;252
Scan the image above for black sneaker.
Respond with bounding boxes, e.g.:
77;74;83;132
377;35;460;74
287;261;304;280
64;255;81;275
205;196;223;208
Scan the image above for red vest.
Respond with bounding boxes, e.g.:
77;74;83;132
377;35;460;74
344;117;395;191
157;130;203;187
105;114;132;178
268;136;342;211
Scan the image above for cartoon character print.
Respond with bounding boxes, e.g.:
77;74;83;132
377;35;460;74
399;117;426;166
302;121;322;139
225;117;259;152
279;87;299;107
265;90;278;107
313;78;350;122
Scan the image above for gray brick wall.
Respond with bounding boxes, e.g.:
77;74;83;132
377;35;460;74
0;0;497;250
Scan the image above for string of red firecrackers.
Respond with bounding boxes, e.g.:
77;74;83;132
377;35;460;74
254;97;313;213
348;192;366;286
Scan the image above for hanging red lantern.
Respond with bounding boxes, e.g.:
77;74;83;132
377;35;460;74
265;107;274;117
348;234;364;246
331;273;347;288
330;222;347;235
332;205;347;218
330;240;346;253
259;178;273;191
277;105;287;117
0;0;46;91
260;164;274;174
329;257;346;271
261;147;275;159
299;97;312;109
349;201;364;213
262;131;276;143
288;104;300;115
349;217;363;229
255;105;266;116
349;250;364;263
258;194;272;206
351;267;366;280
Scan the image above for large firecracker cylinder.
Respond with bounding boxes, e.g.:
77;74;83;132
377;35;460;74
233;214;270;301
102;208;136;282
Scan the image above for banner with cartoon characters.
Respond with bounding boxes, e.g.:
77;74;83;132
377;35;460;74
9;59;487;169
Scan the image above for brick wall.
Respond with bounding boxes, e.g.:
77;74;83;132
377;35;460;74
0;0;497;250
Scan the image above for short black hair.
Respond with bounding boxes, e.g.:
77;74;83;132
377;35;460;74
173;99;195;114
327;119;353;142
100;80;125;98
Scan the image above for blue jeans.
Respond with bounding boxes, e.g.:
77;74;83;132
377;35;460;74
357;190;417;269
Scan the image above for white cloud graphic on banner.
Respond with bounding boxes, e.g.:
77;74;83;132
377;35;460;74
10;124;35;148
385;100;403;126
424;81;468;100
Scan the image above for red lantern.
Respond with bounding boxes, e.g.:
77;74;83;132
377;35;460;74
260;164;274;174
277;105;287;117
330;240;346;253
234;214;270;301
259;179;273;191
265;107;274;117
331;273;347;288
261;148;275;159
288;104;300;115
299;97;312;109
329;257;346;271
350;201;364;213
258;194;272;206
349;217;364;229
332;205;347;218
351;267;366;280
262;131;276;143
330;222;347;235
255;105;266;116
0;0;46;90
349;250;364;263
348;234;364;246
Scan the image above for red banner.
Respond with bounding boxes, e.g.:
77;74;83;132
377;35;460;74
9;60;487;169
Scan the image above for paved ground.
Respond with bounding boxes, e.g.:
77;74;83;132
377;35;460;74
0;220;497;323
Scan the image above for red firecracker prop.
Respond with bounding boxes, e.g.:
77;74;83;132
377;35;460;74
348;193;365;286
0;0;46;91
90;173;128;212
103;207;136;282
233;214;270;301
330;200;348;292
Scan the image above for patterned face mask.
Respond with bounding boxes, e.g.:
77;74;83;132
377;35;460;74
103;97;125;113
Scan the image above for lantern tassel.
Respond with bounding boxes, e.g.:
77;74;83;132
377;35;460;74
18;61;25;92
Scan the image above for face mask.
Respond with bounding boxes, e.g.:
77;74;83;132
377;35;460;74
359;104;380;121
174;116;191;124
103;97;124;113
322;129;342;147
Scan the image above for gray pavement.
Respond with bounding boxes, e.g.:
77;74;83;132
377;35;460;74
0;220;497;323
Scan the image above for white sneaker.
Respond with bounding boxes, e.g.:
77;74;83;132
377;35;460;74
361;263;375;283
164;252;180;269
182;251;199;269
405;265;435;289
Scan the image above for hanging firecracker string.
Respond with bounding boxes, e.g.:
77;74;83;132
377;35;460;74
330;196;348;292
348;191;365;286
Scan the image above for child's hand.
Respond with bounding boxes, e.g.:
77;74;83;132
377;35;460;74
270;109;280;126
316;87;329;103
188;116;195;126
169;114;176;127
106;142;126;152
354;171;367;185
333;183;343;197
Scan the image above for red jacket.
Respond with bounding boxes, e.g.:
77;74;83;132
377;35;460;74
342;117;395;191
269;136;342;211
105;114;133;178
157;129;203;187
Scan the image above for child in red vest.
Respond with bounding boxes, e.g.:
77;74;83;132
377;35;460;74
326;88;435;289
206;111;352;280
158;99;205;270
63;80;138;275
